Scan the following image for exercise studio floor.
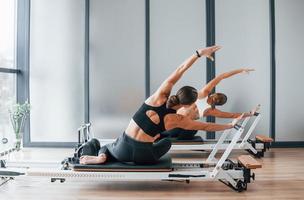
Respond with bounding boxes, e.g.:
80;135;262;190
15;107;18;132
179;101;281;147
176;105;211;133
1;148;304;200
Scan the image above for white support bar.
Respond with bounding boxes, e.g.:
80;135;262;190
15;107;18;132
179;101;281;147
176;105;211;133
240;114;262;148
210;125;245;178
206;129;231;163
206;117;250;163
244;143;258;154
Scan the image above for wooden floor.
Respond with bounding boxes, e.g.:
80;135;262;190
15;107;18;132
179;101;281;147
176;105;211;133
1;148;304;200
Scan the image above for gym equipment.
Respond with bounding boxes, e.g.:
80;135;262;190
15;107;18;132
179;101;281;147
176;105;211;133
60;120;262;192
169;113;272;158
0;119;262;192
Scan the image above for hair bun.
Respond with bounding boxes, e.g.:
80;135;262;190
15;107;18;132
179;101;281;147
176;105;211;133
171;95;180;104
166;95;180;108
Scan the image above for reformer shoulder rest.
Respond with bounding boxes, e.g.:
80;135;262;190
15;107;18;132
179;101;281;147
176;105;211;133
70;154;172;172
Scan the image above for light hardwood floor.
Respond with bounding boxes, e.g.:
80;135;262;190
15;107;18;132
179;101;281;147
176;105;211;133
1;148;304;200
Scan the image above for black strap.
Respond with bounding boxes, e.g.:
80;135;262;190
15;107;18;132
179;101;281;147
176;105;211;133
196;50;201;57
234;124;242;130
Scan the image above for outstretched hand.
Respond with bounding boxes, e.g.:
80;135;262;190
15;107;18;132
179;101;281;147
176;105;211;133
198;45;221;61
250;104;261;115
230;113;245;127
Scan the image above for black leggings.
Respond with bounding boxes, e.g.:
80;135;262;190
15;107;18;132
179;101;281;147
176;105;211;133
84;133;171;165
160;128;198;140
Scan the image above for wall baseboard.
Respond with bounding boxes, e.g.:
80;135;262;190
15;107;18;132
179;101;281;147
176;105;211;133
271;141;304;148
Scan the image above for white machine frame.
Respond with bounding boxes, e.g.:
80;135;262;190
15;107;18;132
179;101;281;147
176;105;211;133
0;119;260;192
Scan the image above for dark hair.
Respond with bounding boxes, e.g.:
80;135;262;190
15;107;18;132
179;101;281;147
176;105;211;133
208;93;227;107
166;86;198;108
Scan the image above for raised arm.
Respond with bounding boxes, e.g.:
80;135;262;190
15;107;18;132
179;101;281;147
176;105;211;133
155;46;221;98
198;68;254;99
165;113;243;132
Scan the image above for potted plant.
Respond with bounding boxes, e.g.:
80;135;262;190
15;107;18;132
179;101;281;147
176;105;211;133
9;101;31;151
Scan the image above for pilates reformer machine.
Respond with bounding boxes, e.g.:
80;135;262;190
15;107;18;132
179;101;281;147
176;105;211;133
0;118;263;192
169;113;273;157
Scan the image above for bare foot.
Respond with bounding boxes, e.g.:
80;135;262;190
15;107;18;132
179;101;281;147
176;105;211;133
80;154;107;165
79;156;96;164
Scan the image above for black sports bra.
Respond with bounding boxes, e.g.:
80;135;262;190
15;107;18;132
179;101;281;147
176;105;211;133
132;102;176;137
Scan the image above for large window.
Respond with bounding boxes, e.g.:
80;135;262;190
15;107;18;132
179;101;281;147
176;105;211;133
215;0;270;139
0;0;16;68
275;0;304;141
150;0;206;138
29;0;85;142
0;0;17;150
89;0;145;139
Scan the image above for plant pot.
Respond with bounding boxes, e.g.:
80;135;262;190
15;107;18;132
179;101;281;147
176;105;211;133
14;133;23;151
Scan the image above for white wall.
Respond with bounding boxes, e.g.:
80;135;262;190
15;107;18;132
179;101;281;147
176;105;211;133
275;0;304;141
89;0;145;139
214;0;270;139
30;0;85;142
150;0;206;138
150;0;206;94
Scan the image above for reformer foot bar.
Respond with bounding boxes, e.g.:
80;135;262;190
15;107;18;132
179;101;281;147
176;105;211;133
0;120;262;192
94;114;272;158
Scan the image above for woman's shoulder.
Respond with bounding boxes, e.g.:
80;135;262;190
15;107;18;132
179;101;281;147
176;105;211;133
164;113;185;122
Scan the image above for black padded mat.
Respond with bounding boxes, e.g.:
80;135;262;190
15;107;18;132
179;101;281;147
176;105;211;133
169;136;204;145
71;154;172;172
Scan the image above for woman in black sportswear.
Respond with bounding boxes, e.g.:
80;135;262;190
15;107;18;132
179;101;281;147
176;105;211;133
80;45;243;165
